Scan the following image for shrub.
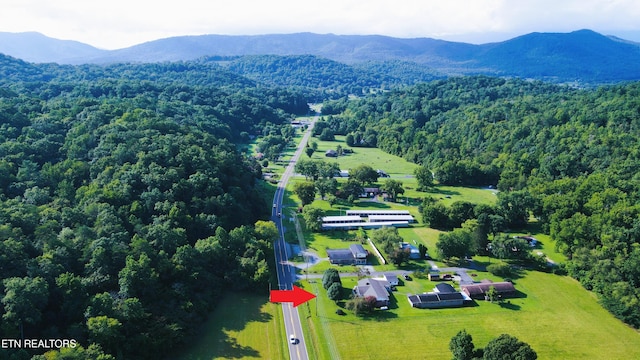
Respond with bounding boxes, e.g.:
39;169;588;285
486;263;513;278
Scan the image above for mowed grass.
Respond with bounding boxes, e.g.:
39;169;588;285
178;293;287;360
299;270;640;360
307;135;419;176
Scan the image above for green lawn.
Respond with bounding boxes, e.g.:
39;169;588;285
178;293;286;360
307;135;420;176
298;271;640;360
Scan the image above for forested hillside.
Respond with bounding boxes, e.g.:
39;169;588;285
0;54;304;359
324;77;640;328
212;55;442;96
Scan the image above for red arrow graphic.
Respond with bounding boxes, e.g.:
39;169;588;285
270;285;316;307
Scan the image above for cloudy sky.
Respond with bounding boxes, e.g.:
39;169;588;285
2;0;640;49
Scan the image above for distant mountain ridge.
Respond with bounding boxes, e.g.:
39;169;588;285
0;32;106;63
2;30;640;84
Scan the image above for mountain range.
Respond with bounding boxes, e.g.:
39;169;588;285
2;29;640;84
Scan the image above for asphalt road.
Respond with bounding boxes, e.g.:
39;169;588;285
272;116;316;360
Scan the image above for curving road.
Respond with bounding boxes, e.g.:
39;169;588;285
272;116;316;360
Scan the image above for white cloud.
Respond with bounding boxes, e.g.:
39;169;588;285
1;0;639;49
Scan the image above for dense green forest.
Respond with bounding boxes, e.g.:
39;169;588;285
0;54;304;359
205;55;443;98
322;76;640;329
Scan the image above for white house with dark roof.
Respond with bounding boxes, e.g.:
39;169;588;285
353;278;391;308
382;273;399;286
326;244;368;265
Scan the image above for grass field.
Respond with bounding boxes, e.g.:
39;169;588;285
298;270;640;360
307;135;420;176
178;293;287;360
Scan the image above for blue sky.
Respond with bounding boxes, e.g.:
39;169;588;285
2;0;640;49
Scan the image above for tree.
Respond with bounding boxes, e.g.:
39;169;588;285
389;248;411;267
350;164;379;185
295;159;319;180
317;161;340;179
322;268;342;289
418;243;428;259
381;179;405;202
302;206;325;232
305;147;314;158
345;133;355;147
315;178;338;200
293;181;317;206
490;234;530;260
497;190;533;229
118;253;160;300
319;128;335;141
370;227;404;256
414;166;434;190
2;276;49;340
448;201;476;228
327;282;342;302
483;334;537;360
254;220;279;243
486;285;499;303
87;316;123;358
339;178;364;200
345;295;375;316
449;329;475;360
436;228;474;261
326;194;338;207
422;202;450;230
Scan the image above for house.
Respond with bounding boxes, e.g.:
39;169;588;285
360;187;381;198
325;149;338;157
353;278;391;308
327;244;368;265
400;242;421;259
460;281;517;300
383;273;399;286
516;235;538;247
434;283;456;294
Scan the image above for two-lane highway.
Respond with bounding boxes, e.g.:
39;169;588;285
272;116;316;360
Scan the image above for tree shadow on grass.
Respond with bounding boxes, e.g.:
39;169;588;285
214;338;261;359
426;188;461;197
352;201;392;209
361;309;399;322
498;300;522;311
177;293;272;360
